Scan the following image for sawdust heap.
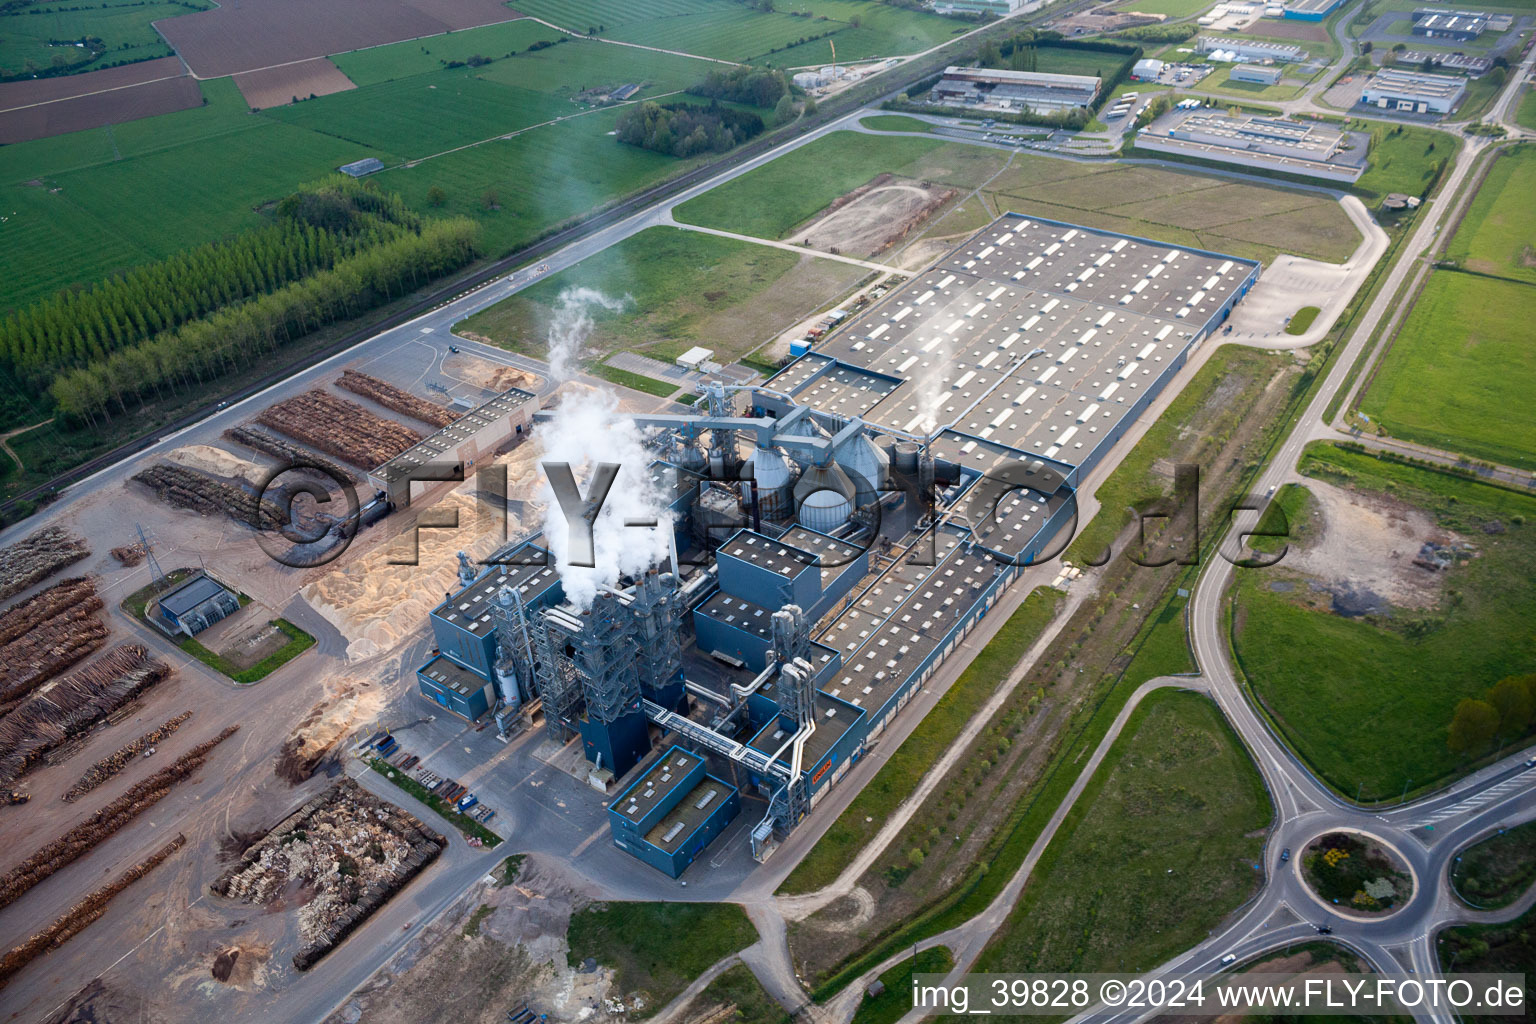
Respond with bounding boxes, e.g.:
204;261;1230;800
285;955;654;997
275;670;389;783
167;444;268;486
300;439;547;662
444;349;544;394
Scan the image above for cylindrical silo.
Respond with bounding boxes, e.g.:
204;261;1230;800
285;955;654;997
798;489;854;532
744;445;796;521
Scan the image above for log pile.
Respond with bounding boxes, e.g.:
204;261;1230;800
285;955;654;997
0;726;236;911
255;390;423;469
0;834;186;990
224;425;358;484
209;777;445;971
131;463;288;529
109;543;145;566
0;578;109;710
0;527;89;602
337;370;461;429
63;710;194;802
0;646;173;788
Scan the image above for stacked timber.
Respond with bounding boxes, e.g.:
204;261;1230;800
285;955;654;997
0;646;172;788
131;463;288;529
0;527;89;602
0;577;107;710
337;370;461;429
0;834;186;990
223;425;358;484
255;390;423;469
63;710;195;802
0;727;236;911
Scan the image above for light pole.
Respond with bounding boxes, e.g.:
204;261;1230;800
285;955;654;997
1400;777;1412;804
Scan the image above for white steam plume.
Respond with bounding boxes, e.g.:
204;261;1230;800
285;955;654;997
539;389;673;612
537;287;669;611
547;287;629;381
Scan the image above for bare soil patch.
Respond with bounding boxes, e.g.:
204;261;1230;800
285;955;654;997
794;175;956;259
0;72;201;144
233;57;357;110
157;0;524;77
0;56;185;112
1282;478;1455;611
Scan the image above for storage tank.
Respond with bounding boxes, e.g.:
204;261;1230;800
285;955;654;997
798;489;854;532
744;446;796;521
892;440;921;475
834;433;890;508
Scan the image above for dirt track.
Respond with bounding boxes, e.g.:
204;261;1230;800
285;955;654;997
157;0;525;77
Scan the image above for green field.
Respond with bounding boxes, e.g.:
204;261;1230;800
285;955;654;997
331;20;715;97
1444;145;1536;285
1233;443;1536;799
1360;273;1536;468
1517;87;1536;130
975;690;1269;973
1200;64;1305;101
265;73;574;157
0;78;379;310
1351;120;1458;201
859;113;937;132
0;31;724;310
456;225;866;365
677;130;1362;266
0;0;209;78
566;902;757;1017
511;0;967;64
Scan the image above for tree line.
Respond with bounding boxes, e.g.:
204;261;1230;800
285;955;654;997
1448;674;1536;757
50;217;480;426
1;176;421;388
687;66;789;108
616;101;765;158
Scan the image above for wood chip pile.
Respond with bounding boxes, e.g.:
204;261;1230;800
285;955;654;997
63;710;195;802
224;425;358;484
0;645;173;788
0;577;108;712
0;526;89;602
337;370;461;429
131;463;289;529
0;834;186;990
255;390;423;469
0;725;236;911
210;777;444;971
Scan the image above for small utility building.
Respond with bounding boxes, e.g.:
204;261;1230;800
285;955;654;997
150;571;240;637
609;747;741;877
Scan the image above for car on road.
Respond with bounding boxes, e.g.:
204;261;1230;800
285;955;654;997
1316;924;1333;935
1524;757;1536;768
1279;847;1290;863
1221;954;1237;965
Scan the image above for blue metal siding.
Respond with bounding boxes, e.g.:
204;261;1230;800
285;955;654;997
693;606;774;671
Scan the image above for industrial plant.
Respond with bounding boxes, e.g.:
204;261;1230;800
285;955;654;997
414;213;1260;877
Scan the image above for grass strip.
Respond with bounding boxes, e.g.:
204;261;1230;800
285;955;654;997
368;758;503;847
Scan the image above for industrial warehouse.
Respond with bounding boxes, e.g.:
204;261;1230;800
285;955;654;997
930;66;1102;113
1136;110;1369;182
1360;66;1467;113
413;213;1260;877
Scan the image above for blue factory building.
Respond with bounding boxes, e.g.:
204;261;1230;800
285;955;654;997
417;654;495;720
608;746;742;878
